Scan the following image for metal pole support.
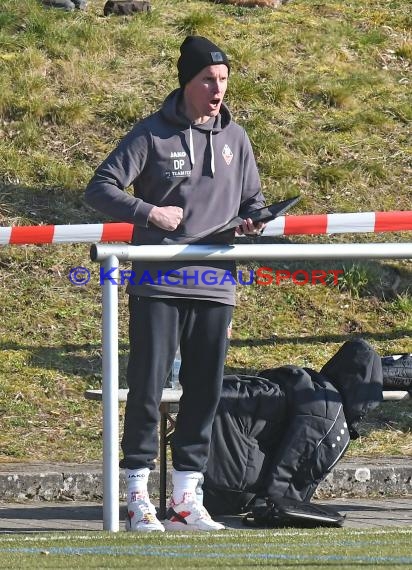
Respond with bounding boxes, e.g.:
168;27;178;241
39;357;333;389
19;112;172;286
102;255;120;531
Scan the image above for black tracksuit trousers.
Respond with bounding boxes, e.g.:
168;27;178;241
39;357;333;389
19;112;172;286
120;295;233;472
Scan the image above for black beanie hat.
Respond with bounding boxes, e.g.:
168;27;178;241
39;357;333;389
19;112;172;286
177;35;230;88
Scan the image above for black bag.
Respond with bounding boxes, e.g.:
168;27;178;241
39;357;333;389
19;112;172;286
203;370;350;514
204;339;383;517
242;497;345;528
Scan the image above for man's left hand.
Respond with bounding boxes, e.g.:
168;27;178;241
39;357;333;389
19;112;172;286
236;218;266;236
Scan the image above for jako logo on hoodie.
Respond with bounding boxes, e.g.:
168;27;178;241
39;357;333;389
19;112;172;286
167;151;191;178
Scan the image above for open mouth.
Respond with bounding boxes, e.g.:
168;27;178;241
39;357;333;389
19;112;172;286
210;98;220;108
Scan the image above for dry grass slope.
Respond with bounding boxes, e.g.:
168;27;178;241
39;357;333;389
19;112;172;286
0;0;411;463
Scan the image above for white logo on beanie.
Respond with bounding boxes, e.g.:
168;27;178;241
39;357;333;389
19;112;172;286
211;52;224;63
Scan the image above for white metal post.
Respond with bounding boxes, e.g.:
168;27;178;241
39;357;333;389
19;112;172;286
91;242;412;263
102;254;120;531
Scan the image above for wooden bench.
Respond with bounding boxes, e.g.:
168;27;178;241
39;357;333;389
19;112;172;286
84;387;182;519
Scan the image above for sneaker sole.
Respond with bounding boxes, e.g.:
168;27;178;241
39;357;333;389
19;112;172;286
163;520;225;532
126;518;165;532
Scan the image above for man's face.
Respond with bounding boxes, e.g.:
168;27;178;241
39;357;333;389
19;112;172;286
183;64;228;123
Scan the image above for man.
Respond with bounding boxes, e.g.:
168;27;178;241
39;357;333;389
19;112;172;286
85;35;265;532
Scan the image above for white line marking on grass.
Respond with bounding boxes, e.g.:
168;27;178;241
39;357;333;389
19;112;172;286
1;544;412;565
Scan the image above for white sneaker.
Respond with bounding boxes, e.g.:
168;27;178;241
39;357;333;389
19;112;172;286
163;492;225;531
125;493;165;532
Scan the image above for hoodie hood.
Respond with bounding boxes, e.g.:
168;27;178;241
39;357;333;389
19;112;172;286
319;338;383;438
160;89;231;176
160;88;232;130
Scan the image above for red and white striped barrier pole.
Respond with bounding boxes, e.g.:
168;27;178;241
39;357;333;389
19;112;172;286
0;211;411;245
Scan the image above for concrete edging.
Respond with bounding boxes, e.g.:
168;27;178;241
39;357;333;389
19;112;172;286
0;458;410;503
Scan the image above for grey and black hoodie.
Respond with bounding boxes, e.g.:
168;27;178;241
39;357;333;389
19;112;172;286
85;88;265;304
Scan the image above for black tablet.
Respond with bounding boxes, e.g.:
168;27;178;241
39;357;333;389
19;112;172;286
214;195;301;235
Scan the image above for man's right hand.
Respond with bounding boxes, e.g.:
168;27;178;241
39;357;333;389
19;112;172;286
148;206;184;231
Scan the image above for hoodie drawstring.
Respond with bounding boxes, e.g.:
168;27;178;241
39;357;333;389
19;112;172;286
189;125;195;169
209;131;215;177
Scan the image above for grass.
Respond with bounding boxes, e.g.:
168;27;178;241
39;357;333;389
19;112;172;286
0;528;411;568
0;0;411;466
